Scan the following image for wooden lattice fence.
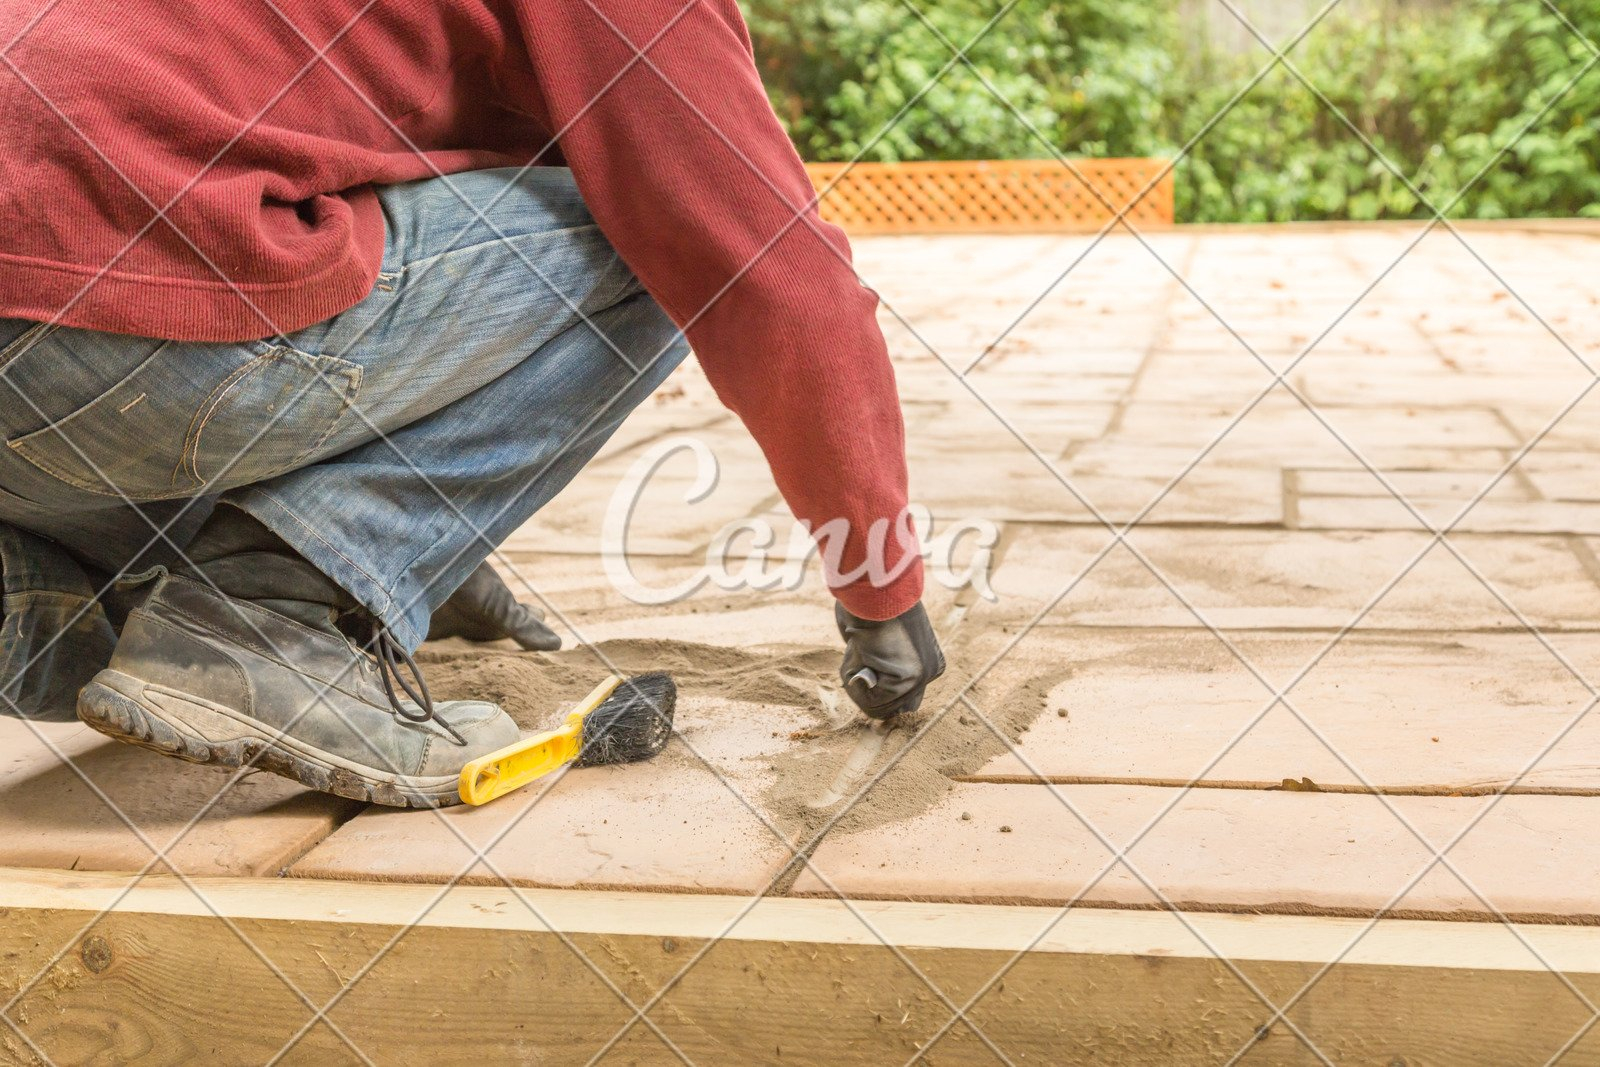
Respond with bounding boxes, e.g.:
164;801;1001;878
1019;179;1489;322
803;158;1174;235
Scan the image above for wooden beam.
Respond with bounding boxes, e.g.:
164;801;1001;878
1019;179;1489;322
2;867;1597;1065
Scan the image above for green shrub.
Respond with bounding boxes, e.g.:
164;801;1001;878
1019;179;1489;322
742;0;1600;221
742;0;1172;162
1172;0;1600;221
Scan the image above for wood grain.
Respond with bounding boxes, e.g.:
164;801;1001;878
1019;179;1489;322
2;869;1597;1065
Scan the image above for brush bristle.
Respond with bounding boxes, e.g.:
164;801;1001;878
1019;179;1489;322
575;672;676;767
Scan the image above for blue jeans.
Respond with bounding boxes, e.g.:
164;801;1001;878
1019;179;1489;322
0;167;689;719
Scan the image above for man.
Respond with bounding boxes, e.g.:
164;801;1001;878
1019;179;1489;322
0;0;944;806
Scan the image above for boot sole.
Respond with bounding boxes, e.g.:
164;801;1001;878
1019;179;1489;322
79;671;461;809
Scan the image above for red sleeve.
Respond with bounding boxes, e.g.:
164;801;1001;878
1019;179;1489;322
512;0;922;621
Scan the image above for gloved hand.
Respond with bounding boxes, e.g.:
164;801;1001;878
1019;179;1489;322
427;563;562;651
836;602;946;719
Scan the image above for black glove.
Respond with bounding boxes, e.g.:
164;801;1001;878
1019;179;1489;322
836;602;945;719
428;563;562;651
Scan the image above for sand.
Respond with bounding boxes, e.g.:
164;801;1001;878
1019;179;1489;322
417;638;838;725
418;634;1066;839
766;659;1069;836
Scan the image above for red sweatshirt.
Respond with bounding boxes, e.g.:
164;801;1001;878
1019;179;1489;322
0;0;922;619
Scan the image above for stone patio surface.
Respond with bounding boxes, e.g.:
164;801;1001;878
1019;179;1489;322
8;223;1600;927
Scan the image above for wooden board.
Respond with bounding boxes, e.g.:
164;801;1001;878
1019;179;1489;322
3;868;1599;1066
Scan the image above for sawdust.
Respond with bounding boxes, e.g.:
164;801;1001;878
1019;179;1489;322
418;635;1065;838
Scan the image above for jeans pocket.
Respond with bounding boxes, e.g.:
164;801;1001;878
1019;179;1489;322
0;321;61;375
6;342;363;501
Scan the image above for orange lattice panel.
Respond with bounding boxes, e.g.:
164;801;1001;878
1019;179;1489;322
803;158;1174;234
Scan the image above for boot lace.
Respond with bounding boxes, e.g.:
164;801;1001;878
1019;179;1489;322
369;627;468;747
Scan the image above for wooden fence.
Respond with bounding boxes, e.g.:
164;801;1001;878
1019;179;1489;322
803;158;1174;235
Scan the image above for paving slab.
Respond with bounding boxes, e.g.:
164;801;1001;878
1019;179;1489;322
964;367;1131;406
982;525;1600;632
1300;370;1587;410
1132;352;1300;404
1296;495;1600;537
1503;389;1600;451
794;783;1600;919
287;694;810;893
1292;467;1558;536
1058;439;1288;526
904;426;1088;523
1075;440;1516;475
899;438;1289;532
969;629;1600;791
0;717;356;876
1116;398;1518;455
859;233;1189;368
486;545;964;649
1522;451;1600;502
1175;230;1370;313
1295;467;1532;503
978;345;1147;377
984;401;1120;456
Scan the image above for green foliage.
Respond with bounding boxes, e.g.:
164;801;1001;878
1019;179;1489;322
742;0;1172;162
1172;0;1600;221
741;0;1600;221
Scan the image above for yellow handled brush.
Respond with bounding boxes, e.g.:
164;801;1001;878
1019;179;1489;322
458;672;676;806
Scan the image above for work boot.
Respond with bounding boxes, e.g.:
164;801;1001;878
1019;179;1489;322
76;509;518;807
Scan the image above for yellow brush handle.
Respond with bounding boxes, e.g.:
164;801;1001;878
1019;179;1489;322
458;676;624;806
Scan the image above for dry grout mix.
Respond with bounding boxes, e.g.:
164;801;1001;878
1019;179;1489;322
419;636;1065;835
